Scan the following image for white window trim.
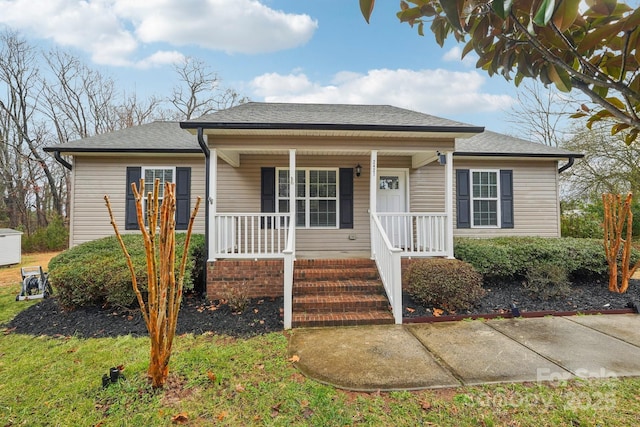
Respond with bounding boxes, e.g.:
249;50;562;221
141;166;176;222
276;167;340;229
470;169;501;228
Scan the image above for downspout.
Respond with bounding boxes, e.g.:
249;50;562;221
558;156;575;173
53;151;72;171
197;127;210;296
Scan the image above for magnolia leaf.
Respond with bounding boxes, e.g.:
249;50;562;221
552;0;580;32
533;0;556;27
611;123;631;135
439;0;464;32
622;8;640;31
625;128;639;145
418;21;424;36
586;0;617;16
579;21;624;53
570;111;588;118
431;16;447;47
398;6;425;23
605;96;626;110
548;65;572;92
360;0;375;23
492;0;506;19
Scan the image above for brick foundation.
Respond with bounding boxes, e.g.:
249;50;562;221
207;259;284;300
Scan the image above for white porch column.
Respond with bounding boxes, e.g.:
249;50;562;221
209;149;217;261
369;150;378;259
283;149;296;330
288;149;296;246
445;151;454;258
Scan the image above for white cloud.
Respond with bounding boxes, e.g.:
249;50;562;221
250;68;514;117
443;46;478;67
134;50;186;69
0;0;317;65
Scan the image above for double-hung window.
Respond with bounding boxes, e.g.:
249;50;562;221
471;170;499;227
142;167;175;222
277;168;338;228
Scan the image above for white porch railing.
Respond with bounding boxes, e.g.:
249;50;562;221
214;213;292;258
376;212;448;256
371;214;403;324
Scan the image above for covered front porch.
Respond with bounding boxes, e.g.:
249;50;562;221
205;148;455;329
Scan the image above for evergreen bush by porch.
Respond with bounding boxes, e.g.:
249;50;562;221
405;259;485;312
453;237;636;284
49;233;204;309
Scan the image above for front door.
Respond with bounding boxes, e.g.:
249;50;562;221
376;169;408;248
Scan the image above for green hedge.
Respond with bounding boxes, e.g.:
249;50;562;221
49;233;205;309
405;259;485;311
454;237;639;284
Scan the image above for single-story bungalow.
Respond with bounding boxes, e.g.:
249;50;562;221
45;102;582;328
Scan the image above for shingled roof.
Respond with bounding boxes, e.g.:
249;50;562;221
44;103;581;160
457;130;581;158
181;102;485;133
43;121;200;154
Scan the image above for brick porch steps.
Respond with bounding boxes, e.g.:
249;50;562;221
292;258;395;327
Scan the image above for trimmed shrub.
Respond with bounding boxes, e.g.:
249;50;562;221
49;233;205;309
523;263;571;300
454;237;639;284
405;259;485;312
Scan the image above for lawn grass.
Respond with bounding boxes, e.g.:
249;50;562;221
2;263;640;425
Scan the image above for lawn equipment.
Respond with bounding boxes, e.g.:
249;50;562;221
16;266;53;301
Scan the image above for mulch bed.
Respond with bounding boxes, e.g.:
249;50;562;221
403;279;640;321
5;295;285;338
4;279;640;338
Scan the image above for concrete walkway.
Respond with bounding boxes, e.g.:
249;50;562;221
288;314;640;391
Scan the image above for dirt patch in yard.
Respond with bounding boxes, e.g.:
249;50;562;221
0;252;60;287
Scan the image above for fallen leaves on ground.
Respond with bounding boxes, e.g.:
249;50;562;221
288;354;300;363
432;308;444;317
171;412;189;424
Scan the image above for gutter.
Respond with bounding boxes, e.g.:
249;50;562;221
197;127;210;296
454;152;583;173
558;156;577;173
52;150;72;171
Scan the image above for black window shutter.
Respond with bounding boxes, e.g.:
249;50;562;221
125;167;141;230
500;170;514;228
456;169;471;229
339;168;354;229
175;167;191;230
261;167;276;228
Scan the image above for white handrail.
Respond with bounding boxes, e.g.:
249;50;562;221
371;214;403;324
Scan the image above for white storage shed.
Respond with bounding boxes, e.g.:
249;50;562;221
0;229;23;266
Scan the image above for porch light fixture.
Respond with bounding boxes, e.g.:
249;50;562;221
355;164;362;177
437;152;447;165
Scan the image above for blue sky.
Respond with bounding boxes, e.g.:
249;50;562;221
0;0;529;134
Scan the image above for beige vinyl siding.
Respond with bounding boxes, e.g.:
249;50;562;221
70;155;205;246
453;159;561;237
216;155;411;252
